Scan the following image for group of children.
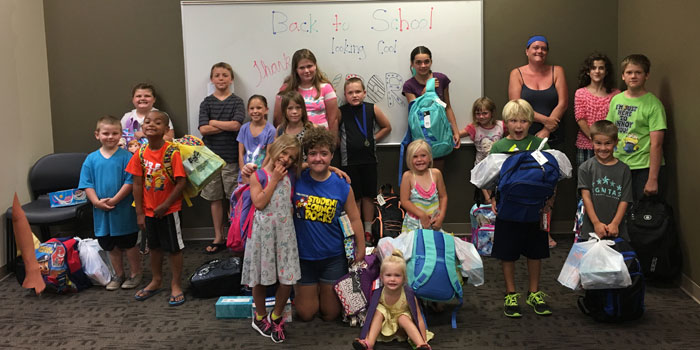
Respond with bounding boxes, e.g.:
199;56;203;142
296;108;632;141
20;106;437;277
76;45;665;348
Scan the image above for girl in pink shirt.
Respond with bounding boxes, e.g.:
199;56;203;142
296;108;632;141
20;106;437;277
575;52;620;166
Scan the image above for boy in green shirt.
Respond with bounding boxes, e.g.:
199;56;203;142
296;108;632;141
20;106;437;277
606;54;666;201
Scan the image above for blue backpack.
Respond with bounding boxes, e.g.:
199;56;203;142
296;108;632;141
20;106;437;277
398;78;454;184
407;78;454;159
496;144;559;222
407;229;463;328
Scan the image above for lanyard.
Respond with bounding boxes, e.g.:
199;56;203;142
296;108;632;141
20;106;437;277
354;104;368;140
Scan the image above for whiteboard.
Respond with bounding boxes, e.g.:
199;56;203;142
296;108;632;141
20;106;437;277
181;0;482;144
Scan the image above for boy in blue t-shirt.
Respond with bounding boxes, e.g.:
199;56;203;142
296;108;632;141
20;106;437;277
79;115;141;290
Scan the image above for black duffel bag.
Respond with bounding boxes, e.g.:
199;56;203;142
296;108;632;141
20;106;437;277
189;257;242;298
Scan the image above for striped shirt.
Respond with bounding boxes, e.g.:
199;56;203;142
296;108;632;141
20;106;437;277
198;93;246;163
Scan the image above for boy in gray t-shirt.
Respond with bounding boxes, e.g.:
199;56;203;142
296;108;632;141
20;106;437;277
578;120;633;240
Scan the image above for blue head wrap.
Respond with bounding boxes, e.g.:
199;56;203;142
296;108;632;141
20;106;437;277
527;35;548;48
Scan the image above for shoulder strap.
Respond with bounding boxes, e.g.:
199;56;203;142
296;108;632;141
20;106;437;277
551;65;555;84
517;67;524;80
425;77;436;94
360;286;384;339
410;229;437;290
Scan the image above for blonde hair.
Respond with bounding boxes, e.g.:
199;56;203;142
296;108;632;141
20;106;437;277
95;115;120;131
502;99;534;123
405;139;433;170
471;97;497;126
263;134;301;174
380;250;407;284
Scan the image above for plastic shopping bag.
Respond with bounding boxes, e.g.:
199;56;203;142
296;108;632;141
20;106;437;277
375;236;396;261
453;237;484;287
78;238;112;286
469;153;509;189
579;236;632;289
543;149;573;179
557;233;598;290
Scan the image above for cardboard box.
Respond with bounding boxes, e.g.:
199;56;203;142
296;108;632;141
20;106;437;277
49;189;87;208
215;296;253;319
251;297;293;323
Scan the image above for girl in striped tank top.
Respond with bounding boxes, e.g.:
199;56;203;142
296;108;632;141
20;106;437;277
400;140;448;232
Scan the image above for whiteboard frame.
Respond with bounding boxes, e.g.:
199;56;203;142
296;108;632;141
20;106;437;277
181;0;483;145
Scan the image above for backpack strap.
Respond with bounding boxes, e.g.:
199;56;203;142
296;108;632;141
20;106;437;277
410;229;437;290
443;233;463;328
360;286;383;340
425;77;436;94
398;126;414;185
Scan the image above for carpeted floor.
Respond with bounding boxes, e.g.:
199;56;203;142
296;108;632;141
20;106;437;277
1;237;699;350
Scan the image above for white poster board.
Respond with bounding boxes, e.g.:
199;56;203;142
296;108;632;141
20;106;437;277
182;0;482;144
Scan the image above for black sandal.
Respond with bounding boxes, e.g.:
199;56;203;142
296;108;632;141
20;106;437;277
204;243;225;254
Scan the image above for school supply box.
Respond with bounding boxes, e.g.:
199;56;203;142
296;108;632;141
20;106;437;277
49;189;87;208
215;296;253;319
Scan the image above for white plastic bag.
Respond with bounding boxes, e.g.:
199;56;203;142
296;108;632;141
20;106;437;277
375;237;396;261
557;233;598;290
453;237;484;287
388;231;415;261
543;149;573;179
78;238;112;286
470;153;509;189
579;237;631;290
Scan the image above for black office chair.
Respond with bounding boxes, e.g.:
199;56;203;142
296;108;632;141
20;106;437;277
5;153;93;272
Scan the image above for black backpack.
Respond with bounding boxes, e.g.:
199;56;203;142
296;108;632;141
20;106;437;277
578;238;645;323
189;257;242;298
626;196;682;282
370;184;404;246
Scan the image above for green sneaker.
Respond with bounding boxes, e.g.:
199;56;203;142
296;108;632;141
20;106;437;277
504;293;522;318
527;291;552;316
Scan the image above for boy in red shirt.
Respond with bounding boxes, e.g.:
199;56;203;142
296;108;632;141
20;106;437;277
126;110;187;306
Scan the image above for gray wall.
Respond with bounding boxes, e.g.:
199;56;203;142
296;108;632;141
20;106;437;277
44;0;619;230
617;0;700;291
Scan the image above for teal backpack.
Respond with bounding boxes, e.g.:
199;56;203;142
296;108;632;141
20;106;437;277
407;78;454;158
407;229;463;328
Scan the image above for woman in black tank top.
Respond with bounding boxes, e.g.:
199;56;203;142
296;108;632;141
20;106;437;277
508;35;568;145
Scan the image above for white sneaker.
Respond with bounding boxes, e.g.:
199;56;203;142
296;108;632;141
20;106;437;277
121;274;143;289
106;276;123;291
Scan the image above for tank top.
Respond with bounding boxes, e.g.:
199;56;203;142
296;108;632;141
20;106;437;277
518;66;562;144
401;170;439;232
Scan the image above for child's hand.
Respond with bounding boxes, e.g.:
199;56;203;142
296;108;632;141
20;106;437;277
594;222;608;238
105;197;119;207
419;213;432;229
354;249;365;265
490;198;498;215
430;212;444;230
606;223;620;237
134;130;145;139
137;213;145;230
95;198;114;211
153;204;168;218
270;163;288;183
330;166;351;183
241;163;257;178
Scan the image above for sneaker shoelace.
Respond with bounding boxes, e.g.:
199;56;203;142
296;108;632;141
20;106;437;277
505;293;520;305
273;319;285;340
530;291;548;304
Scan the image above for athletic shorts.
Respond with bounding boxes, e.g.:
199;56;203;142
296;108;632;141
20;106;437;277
145;212;185;253
491;218;549;261
341;164;377;199
200;162;239;201
97;232;138;251
298;254;348;285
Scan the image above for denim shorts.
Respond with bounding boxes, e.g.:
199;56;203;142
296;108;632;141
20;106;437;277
298;254;348;285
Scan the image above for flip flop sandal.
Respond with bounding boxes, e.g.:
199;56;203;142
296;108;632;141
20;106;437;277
169;293;186;307
134;288;163;301
204;243;226;254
